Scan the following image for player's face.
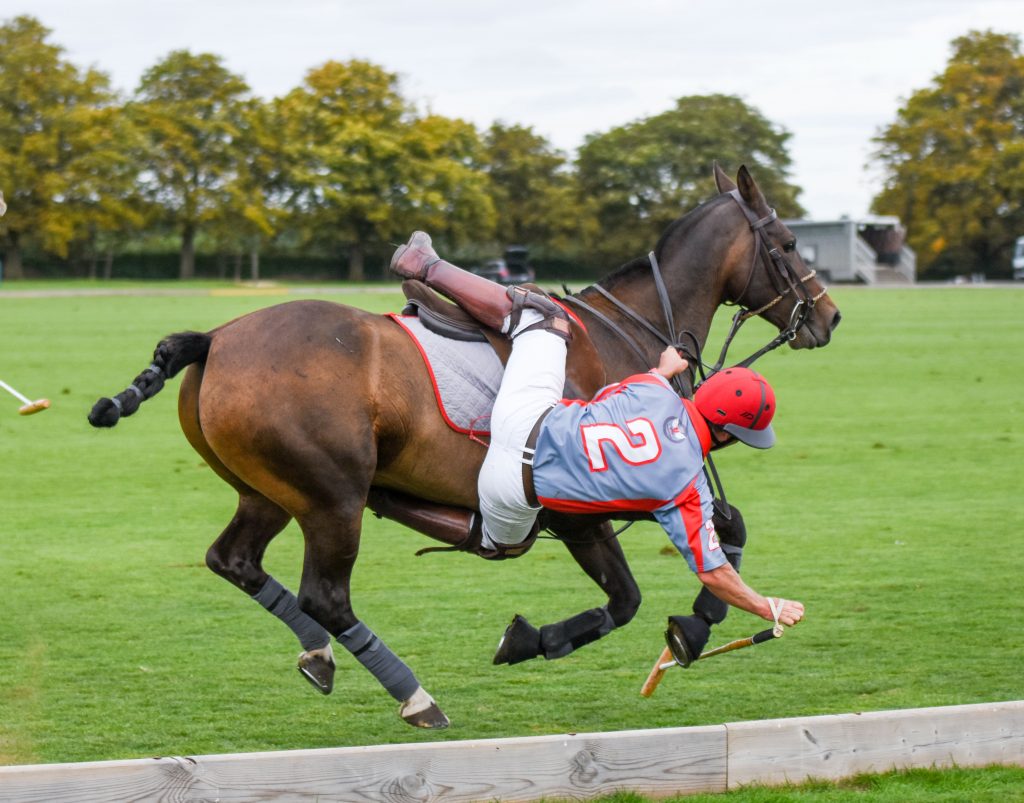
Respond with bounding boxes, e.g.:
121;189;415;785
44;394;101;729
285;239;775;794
709;427;737;451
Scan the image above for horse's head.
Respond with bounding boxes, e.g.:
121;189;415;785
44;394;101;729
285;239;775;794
713;164;841;350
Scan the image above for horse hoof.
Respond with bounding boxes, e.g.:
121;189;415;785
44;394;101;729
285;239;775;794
401;701;450;729
493;614;541;665
297;651;335;695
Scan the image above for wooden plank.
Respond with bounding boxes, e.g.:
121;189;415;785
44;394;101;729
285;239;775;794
726;700;1024;789
0;726;726;803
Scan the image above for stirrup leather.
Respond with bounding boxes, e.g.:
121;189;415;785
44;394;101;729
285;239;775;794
507;287;572;342
474;518;540;561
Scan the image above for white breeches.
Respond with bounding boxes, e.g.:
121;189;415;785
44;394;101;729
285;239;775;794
477;312;568;546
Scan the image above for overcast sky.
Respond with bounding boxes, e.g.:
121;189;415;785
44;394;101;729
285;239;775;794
22;1;1024;220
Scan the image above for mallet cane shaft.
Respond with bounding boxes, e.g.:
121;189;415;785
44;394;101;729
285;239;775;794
698;625;781;660
640;626;783;697
640;646;674;698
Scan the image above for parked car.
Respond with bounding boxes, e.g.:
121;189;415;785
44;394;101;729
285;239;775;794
471;246;536;285
1013;236;1024;280
502;245;535;284
473;259;512;283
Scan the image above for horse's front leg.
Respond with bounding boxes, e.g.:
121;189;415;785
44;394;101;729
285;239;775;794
493;518;641;664
205;493;337;693
295;502;449;729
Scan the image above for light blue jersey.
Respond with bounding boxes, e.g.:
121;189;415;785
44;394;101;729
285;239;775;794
532;372;726;574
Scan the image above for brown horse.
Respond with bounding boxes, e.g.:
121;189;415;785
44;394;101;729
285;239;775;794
89;165;840;728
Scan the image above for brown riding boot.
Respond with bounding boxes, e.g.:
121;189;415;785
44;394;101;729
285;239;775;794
366;488;536;560
391;231;570;340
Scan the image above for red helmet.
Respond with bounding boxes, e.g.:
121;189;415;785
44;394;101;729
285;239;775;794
694;367;776;449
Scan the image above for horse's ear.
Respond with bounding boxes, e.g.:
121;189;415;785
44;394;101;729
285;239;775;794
737;165;769;212
713;162;737;194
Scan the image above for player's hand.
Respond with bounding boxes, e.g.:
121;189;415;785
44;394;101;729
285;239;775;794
767;597;804;627
654;347;688;379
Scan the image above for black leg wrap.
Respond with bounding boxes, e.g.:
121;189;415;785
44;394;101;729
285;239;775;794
493;614;542;665
338;622;419;701
538;606;615;660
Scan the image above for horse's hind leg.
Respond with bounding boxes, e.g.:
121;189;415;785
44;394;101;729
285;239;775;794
205;493;337;694
294;503;449;729
494;520;642;664
180;366;336;693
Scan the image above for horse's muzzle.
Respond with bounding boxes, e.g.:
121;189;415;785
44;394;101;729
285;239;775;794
792;306;841;349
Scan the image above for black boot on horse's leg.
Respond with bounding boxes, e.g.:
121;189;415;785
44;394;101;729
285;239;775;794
493;606;616;665
493;519;643;665
668;503;748;666
391;231;571;340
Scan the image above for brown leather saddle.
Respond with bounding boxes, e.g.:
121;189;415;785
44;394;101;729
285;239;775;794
398;279;606;397
400;279;512;363
370;280;608;558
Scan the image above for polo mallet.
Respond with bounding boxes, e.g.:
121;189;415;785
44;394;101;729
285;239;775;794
0;379;51;415
641;624;784;698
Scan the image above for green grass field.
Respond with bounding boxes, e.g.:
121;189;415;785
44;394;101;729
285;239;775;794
1;283;1022;796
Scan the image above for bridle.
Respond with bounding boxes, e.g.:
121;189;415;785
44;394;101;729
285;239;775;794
557;191;830;530
559;191;829;392
713;189;829;370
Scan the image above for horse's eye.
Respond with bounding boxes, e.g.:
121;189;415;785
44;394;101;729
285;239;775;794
783;241;796;253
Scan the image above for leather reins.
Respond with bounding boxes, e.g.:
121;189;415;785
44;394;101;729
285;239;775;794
557;191;830;527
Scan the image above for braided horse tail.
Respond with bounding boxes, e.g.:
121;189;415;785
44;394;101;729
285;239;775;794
88;332;211;428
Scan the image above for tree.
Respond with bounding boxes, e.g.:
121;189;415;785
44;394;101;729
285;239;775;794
398;114;495;252
482;123;584;253
131;50;251;279
0;15;128;278
872;30;1024;279
576;94;804;265
281;60;494;280
211;97;290;281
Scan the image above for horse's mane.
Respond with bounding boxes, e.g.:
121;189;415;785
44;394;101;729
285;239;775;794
591;194;732;293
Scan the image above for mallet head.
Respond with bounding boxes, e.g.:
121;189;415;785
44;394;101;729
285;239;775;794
18;399;50;415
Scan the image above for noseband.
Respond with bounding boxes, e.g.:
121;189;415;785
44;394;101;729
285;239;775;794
714;190;829;369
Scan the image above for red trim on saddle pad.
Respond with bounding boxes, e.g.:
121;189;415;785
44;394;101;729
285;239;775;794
386;313;490;437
